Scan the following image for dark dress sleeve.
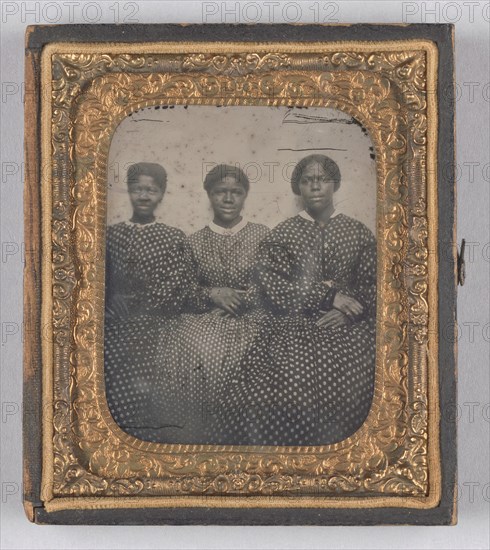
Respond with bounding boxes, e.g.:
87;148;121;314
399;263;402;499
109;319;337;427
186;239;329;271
256;233;336;315
134;230;190;315
104;225;122;319
104;228;114;316
237;225;271;312
350;227;377;320
182;238;214;313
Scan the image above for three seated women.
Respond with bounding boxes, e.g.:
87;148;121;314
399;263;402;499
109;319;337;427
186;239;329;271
104;155;377;446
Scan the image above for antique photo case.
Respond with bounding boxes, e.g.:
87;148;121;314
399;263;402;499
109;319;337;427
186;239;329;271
24;24;457;525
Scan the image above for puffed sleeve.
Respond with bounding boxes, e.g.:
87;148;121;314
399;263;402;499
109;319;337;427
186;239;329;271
256;236;336;315
135;230;191;315
350;227;377;319
104;226;114;309
235;225;271;312
182;238;214;313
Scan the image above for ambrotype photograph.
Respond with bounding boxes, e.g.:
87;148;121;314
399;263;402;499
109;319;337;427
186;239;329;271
104;105;378;447
24;26;456;524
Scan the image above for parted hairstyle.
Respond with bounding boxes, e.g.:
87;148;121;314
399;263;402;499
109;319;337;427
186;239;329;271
127;162;167;193
291;154;341;196
203;164;250;194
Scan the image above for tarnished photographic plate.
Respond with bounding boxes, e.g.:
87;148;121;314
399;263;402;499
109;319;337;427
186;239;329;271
24;24;457;525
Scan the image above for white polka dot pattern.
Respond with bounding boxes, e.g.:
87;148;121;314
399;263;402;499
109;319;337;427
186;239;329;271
150;222;270;443
211;213;377;446
104;221;189;440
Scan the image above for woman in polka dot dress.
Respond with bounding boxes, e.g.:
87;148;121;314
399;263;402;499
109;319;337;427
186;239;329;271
104;162;189;441
213;154;377;446
151;164;270;444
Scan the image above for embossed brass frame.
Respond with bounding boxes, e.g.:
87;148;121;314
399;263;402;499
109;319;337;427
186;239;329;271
25;30;455;521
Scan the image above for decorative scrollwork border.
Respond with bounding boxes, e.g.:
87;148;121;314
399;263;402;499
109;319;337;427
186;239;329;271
39;41;440;512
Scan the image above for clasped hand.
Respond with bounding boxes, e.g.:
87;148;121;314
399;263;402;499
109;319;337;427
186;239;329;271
210;287;247;316
316;291;364;328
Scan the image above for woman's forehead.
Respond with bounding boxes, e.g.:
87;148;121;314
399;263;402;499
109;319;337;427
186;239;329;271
212;176;243;188
301;161;327;175
129;174;158;186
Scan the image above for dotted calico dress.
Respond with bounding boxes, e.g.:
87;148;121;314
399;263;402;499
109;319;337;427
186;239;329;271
212;211;377;446
151;219;270;444
104;220;189;441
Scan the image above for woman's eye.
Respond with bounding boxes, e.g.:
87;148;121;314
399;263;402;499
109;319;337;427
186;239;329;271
130;188;159;195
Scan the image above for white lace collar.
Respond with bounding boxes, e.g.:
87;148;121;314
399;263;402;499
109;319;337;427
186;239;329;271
125;219;158;227
209;217;248;236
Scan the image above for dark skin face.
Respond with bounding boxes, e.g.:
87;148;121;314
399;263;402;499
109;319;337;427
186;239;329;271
296;161;364;326
208;176;247;228
107;175;164;318
298;161;336;223
206;175;248;315
128;175;164;223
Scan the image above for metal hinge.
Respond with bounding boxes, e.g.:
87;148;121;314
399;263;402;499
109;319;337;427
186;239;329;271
457;239;466;286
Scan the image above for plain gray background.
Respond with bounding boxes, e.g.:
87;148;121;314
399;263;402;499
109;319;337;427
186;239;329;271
1;1;489;548
107;106;377;230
